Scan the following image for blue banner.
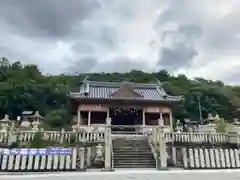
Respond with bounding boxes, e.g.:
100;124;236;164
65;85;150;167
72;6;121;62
0;148;72;156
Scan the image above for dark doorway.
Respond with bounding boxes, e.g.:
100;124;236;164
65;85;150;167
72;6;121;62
110;107;142;132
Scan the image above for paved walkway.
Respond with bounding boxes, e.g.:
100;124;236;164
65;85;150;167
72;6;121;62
2;169;240;180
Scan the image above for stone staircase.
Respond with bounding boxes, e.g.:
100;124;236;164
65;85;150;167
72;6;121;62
112;135;156;168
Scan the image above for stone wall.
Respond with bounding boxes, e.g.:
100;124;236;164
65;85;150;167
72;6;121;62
182;147;240;169
0;148;82;172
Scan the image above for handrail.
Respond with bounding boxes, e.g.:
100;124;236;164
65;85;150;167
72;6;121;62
111;136;114;169
147;135;157;168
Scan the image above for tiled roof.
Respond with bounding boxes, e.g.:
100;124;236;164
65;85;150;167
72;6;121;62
69;81;183;102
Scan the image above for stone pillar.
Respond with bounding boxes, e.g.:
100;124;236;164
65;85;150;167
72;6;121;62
79;147;85;170
152;127;157;145
158;125;167;170
88;111;91;126
172;147;177;165
103;117;112;171
60;128;65;143
87;147;92;167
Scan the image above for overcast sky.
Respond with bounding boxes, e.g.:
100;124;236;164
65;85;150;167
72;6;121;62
0;0;239;84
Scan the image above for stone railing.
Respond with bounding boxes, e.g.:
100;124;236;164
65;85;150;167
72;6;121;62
165;132;228;143
150;126;238;145
1;126;239;145
0;130;105;143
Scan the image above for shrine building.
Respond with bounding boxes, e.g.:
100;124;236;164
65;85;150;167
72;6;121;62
68;78;183;132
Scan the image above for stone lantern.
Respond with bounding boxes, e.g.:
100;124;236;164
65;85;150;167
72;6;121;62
199;114;217;132
0;114;11;132
229;118;240;133
30;111;43;131
19;111;32;129
175;120;183;133
207;114;216;124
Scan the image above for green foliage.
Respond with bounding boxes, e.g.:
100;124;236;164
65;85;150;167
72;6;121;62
215;119;228;133
0;57;240;125
43;108;70;128
29;131;45;148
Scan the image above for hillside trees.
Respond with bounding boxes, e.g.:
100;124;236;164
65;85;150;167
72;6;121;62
0;57;240;127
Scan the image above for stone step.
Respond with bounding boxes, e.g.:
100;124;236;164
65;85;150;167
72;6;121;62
113;156;155;160
113;139;148;142
112;138;155;168
113;150;152;153
113;144;149;146
113;148;150;151
114;161;156;164
113;144;149;147
113;154;153;157
113;152;154;156
113;143;149;146
114;159;155;163
114;152;153;156
113;141;148;144
114;163;156;168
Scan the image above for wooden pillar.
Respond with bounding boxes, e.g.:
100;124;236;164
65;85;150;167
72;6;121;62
169;108;173;131
77;108;81;125
107;108;110;119
88;111;91;126
142;109;145;126
159;112;163;125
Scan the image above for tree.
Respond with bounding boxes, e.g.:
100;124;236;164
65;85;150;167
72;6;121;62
215;119;228;133
0;57;239;126
43;108;70;128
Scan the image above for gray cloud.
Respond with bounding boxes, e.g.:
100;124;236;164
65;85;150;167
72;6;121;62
66;56;148;74
93;57;148;73
0;0;240;83
72;43;95;54
178;24;203;39
206;12;240;50
159;43;198;71
0;0;100;37
157;24;201;71
65;57;98;74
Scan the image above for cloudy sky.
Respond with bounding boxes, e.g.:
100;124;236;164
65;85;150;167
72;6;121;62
0;0;239;83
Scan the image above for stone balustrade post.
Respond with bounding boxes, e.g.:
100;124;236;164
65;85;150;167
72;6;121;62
79;147;85;170
158;125;167;170
103;117;112;171
60;128;65;143
152;127;157;145
87;147;92;167
7;123;17;146
72;125;77;132
208;131;213;144
236;132;240;148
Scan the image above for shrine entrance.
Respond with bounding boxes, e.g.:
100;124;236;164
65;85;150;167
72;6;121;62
110;107;143;132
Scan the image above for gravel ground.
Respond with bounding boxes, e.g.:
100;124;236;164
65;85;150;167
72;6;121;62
1;169;240;180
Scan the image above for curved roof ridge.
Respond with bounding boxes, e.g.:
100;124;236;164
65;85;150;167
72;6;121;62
88;80;158;88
